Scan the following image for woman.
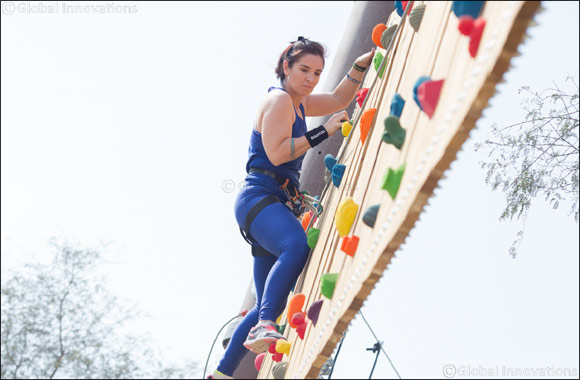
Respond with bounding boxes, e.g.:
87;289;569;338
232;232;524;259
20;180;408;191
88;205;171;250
209;37;374;379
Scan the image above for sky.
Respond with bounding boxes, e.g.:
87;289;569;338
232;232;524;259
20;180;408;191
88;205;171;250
1;1;579;379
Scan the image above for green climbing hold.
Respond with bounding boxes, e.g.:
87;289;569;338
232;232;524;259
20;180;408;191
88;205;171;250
321;273;339;299
307;228;320;249
382;116;406;149
363;204;380;228
276;323;286;335
382;163;406;199
373;51;387;79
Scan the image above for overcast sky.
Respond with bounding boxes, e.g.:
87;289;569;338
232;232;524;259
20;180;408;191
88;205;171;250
1;1;579;379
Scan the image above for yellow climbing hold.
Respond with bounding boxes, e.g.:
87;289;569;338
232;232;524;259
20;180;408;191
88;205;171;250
341;121;353;137
335;197;359;237
276;340;292;356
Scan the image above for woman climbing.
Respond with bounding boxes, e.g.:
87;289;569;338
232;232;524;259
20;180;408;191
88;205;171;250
208;36;374;379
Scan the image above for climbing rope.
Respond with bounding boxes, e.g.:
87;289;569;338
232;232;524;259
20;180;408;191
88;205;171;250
203;310;247;379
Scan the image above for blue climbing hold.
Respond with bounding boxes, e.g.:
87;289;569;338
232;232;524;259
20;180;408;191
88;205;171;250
324;154;337;173
395;1;404;17
332;164;346;188
390;93;405;118
413;76;431;111
452;1;485;19
363;204;380;228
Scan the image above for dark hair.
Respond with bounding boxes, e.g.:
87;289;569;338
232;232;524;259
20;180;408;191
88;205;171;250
275;36;326;84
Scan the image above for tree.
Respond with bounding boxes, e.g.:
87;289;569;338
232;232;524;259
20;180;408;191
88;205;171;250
475;75;579;258
1;238;198;379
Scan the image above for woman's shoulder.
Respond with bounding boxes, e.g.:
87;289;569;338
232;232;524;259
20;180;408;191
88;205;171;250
261;87;293;112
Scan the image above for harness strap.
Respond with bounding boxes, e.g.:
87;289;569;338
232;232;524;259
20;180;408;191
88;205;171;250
239;194;280;258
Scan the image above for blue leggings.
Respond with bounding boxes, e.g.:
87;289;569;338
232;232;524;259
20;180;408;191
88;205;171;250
217;174;310;376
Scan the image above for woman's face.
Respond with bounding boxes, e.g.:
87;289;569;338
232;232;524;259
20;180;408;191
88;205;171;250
284;54;324;96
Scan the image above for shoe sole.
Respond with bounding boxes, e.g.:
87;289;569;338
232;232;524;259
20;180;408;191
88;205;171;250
243;337;283;354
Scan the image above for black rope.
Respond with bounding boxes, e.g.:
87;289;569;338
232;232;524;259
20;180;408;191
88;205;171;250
366;342;382;379
360;311;402;379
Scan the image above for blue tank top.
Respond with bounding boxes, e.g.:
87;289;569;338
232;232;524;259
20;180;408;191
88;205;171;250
245;87;307;189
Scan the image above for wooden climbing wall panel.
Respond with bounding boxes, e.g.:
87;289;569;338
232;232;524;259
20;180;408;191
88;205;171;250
259;1;540;378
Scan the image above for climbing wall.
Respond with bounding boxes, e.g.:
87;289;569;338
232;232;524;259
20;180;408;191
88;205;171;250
257;1;541;378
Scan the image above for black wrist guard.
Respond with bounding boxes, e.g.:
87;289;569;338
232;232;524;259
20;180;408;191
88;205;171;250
304;125;329;148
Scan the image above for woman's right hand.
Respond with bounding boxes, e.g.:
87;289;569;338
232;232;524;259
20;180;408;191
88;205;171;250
324;110;350;137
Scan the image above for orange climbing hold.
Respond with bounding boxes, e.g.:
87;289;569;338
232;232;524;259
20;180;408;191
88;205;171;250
372;24;388;48
360;108;377;145
301;211;313;231
287;293;305;328
341;235;360;257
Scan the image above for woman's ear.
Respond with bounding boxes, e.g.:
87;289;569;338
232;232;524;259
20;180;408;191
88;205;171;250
283;60;289;76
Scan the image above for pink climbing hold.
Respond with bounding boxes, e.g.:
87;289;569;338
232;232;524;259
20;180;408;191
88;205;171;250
418;79;444;119
458;16;486;58
255;352;266;371
356;88;369;108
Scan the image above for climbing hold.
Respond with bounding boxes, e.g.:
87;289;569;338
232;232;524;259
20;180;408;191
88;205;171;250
276;323;286;335
296;321;307;340
272;351;284;363
372;23;388;48
324;153;337;172
413;76;431;110
291;311;305;327
272;362;288;380
332;164;346;187
382;163;406;200
452;1;485;19
382;116;406;150
255;352;266;371
301;210;313;232
373;51;387;79
287;293;305;328
307;227;320;249
390;93;405;118
276;339;292;356
307;300;323;327
409;4;426;32
356;88;369;108
269;342;278;354
341;120;353;137
395;1;414;17
458;16;486;58
417;79;444;119
363;204;380;228
321;273;339;299
360;108;377;145
341;235;360;257
380;24;398;50
335;197;359;237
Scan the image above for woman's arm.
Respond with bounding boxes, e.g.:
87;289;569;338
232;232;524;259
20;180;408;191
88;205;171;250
303;48;375;117
262;93;348;166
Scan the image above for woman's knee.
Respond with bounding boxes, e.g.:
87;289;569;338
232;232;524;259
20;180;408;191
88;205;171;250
281;235;310;265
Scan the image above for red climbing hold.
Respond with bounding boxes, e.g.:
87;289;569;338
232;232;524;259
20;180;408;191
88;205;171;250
296;321;307;340
357;88;369;108
401;1;414;14
458;16;486;58
469;18;486;58
341;235;360;257
272;352;284;363
417;79;444;119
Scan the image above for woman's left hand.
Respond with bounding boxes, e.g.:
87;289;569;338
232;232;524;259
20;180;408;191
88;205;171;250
355;48;375;70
